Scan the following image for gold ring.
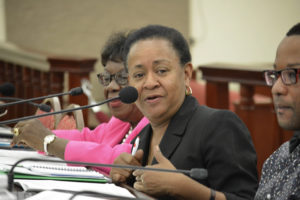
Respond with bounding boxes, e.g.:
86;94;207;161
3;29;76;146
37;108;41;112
13;128;20;136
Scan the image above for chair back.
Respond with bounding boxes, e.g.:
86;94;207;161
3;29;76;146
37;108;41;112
56;104;84;130
35;97;62;130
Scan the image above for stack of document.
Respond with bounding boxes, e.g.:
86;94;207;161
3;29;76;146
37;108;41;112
0;163;108;183
0;149;136;199
0;149;108;183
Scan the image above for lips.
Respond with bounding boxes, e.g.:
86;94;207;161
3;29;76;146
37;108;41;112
274;103;292;114
109;99;122;108
144;94;162;103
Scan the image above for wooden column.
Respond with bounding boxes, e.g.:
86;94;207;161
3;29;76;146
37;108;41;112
13;65;23;117
31;70;42;97
40;71;51;96
4;63;16;119
206;81;229;109
22;67;32;115
239;84;255;110
0;61;4;84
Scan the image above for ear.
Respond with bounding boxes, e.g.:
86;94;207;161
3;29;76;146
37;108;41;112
183;62;193;87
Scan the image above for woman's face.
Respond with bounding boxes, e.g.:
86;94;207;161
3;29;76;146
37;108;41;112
103;61;143;122
127;38;192;126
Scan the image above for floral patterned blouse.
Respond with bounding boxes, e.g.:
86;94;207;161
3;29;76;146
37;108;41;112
255;131;300;200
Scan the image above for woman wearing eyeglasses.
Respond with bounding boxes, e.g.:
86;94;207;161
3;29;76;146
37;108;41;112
11;31;149;174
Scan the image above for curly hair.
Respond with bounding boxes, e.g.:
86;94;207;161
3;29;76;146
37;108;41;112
101;30;132;67
286;23;300;36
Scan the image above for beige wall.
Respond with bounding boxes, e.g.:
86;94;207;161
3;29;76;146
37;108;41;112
5;0;189;58
190;0;300;66
0;0;5;41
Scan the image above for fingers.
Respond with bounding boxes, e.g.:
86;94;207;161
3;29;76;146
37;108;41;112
133;171;145;192
153;145;175;170
10;119;50;150
10;125;25;146
133;177;144;191
132;169;143;177
110;152;143;184
111;172;130;183
110;168;131;183
133;149;144;163
153;145;166;164
10;120;31;146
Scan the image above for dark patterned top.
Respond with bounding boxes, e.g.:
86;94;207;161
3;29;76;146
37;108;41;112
255;137;300;200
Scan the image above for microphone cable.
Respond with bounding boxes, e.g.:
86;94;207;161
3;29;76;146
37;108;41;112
0;87;83;108
0;86;138;125
7;157;207;192
0;97;51;112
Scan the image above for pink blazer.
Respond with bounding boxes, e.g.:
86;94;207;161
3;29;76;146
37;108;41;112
53;116;149;174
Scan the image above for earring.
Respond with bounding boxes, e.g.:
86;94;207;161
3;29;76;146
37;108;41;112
185;86;192;96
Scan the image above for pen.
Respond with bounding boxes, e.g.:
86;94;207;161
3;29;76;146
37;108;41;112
131;137;140;155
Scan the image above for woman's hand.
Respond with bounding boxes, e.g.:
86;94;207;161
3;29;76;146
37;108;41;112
110;149;144;183
10;119;53;151
132;146;182;197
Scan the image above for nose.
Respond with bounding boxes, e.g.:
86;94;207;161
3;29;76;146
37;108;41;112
143;72;159;89
106;78;122;93
271;76;288;97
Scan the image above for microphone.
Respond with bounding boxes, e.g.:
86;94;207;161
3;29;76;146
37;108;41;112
0;83;15;96
119;86;138;104
0;86;138;125
7;158;208;192
0;87;83;108
0;97;51;112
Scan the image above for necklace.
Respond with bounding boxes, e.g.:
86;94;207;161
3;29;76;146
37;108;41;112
122;126;133;143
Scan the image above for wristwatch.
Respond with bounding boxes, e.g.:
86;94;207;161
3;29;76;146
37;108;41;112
43;135;56;155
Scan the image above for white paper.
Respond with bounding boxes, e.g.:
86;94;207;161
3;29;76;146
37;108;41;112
25;190;108;200
15;179;135;199
0;149;61;166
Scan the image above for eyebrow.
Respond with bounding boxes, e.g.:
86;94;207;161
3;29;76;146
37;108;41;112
287;63;300;67
153;59;171;65
132;59;171;69
273;63;300;69
133;64;143;69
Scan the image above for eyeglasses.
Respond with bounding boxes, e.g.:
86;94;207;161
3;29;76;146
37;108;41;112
263;68;300;86
97;70;128;86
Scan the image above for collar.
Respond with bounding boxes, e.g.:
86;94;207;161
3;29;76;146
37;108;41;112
138;95;199;165
289;130;300;153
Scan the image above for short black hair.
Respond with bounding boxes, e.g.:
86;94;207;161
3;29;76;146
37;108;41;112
101;31;131;67
123;24;191;68
286;23;300;36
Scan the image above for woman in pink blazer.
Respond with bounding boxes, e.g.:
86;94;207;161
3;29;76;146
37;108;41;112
11;31;148;174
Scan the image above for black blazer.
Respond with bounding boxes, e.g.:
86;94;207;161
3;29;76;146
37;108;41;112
133;95;258;200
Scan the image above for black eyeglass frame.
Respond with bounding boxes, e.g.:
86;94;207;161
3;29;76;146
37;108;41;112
263;68;300;86
97;70;129;86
